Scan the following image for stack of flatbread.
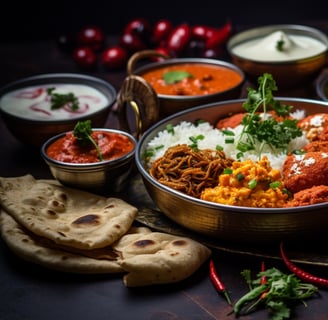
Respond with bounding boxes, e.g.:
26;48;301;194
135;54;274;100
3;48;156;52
0;174;211;287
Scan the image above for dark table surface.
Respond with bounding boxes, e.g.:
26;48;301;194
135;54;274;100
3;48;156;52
1;22;328;320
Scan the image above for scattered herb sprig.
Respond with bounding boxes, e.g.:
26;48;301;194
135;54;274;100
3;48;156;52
231;267;318;320
237;73;302;158
73;120;104;161
47;87;79;110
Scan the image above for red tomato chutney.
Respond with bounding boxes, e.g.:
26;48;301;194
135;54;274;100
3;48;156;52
46;131;134;163
141;63;243;96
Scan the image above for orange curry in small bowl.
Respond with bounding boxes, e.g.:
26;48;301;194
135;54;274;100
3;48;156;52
46;130;135;164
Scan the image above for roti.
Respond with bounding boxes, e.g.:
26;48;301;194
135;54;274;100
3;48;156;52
0;210;124;274
113;230;212;287
0;175;138;249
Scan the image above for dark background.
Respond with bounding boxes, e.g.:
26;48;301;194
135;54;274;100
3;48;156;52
1;0;326;42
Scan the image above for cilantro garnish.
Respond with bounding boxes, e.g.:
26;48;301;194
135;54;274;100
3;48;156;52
237;73;302;158
47;87;79;110
231;267;318;319
163;70;193;84
276;38;285;52
73;120;104;161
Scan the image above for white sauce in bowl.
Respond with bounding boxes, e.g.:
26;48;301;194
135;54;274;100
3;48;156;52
231;31;327;62
0;83;110;121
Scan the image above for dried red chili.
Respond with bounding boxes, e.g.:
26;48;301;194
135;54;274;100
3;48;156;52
280;242;328;288
209;259;232;305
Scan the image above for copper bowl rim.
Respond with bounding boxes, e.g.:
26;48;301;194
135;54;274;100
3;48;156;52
136;97;328;214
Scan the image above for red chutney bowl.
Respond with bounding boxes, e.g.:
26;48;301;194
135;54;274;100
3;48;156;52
41;128;137;194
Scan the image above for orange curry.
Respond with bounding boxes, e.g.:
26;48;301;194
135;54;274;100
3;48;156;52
47;131;134;163
141;63;242;96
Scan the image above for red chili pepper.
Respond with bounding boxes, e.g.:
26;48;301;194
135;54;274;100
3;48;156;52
205;21;232;49
280;241;328;288
167;23;191;54
260;261;268;299
209;259;232;305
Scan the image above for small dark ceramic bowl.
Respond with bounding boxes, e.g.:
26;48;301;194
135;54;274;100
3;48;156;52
227;24;328;89
41;128;137;194
0;73;116;147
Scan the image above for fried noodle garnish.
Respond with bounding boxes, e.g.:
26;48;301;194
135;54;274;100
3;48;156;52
149;144;234;198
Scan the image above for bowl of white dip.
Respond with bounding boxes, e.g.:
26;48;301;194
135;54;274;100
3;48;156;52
227;24;328;89
0;73;116;147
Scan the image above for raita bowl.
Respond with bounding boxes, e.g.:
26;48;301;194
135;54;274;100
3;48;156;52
135;97;328;243
0;73;116;147
227;24;328;89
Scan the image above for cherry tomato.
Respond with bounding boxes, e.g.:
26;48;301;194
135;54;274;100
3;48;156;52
72;47;97;69
120;32;147;53
167;23;191;55
124;18;152;43
152;19;173;45
77;25;105;51
101;45;128;69
205;21;232;49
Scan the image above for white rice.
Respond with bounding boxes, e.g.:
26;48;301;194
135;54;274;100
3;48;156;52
146;110;309;172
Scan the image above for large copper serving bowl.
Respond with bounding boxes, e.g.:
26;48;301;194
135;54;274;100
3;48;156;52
135;98;328;243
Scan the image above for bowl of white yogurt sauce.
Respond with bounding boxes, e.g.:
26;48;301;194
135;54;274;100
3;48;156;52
227;24;328;89
0;73;116;147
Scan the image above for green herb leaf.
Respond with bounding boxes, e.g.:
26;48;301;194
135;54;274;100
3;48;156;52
233;267;318;319
73;120;104;161
163;71;193;84
237;73;302;158
47;87;79;110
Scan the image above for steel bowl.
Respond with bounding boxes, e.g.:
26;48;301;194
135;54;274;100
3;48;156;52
135;98;328;243
0;73;116;147
227;24;328;89
41;128;137;195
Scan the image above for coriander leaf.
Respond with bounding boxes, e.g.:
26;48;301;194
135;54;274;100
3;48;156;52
237;73;302;157
73;120;104;161
276;38;285;52
163;71;193;84
47;87;80;110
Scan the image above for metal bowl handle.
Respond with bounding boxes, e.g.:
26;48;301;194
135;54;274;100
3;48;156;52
127;50;171;75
